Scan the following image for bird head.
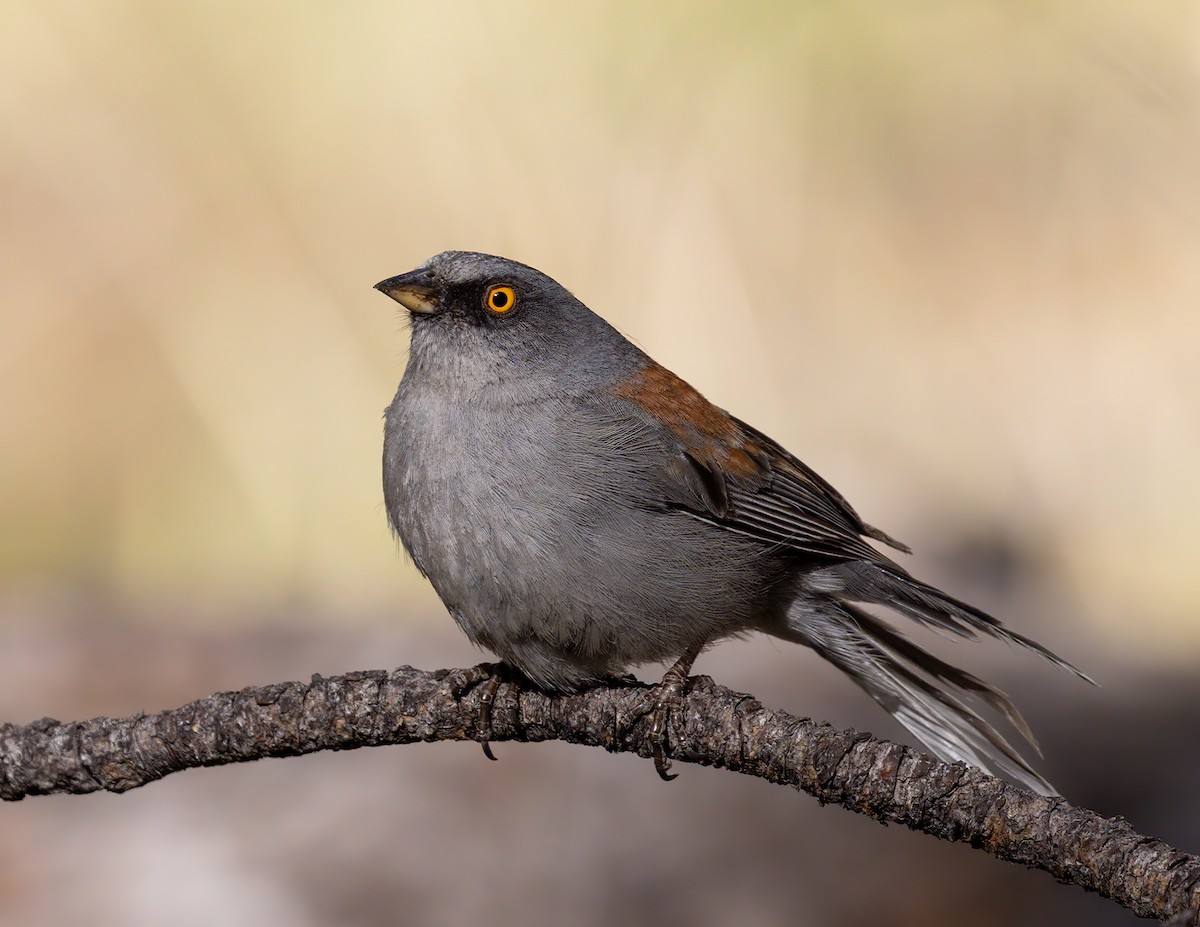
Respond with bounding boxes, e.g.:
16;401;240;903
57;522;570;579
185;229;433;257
375;251;639;393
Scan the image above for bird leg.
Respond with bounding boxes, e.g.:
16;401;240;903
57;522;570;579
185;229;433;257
442;662;522;761
641;642;705;781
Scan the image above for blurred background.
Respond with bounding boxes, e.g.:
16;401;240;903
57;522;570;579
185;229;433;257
1;1;1198;924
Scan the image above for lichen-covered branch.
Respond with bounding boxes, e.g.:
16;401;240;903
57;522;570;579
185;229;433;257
1;666;1196;923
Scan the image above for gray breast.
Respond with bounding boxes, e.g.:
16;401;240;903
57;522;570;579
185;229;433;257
384;380;787;690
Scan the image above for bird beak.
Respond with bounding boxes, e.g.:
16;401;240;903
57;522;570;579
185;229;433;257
374;270;441;315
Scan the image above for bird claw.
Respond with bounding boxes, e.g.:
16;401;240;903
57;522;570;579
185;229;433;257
626;666;693;781
443;662;517;762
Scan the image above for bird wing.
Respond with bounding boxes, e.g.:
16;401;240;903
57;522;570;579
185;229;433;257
724;416;912;559
607;361;908;565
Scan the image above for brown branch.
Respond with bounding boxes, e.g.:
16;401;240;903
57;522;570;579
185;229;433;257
1;666;1197;922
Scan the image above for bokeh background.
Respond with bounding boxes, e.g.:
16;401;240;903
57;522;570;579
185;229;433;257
2;2;1199;925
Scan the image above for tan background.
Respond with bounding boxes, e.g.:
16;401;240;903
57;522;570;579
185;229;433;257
1;2;1198;925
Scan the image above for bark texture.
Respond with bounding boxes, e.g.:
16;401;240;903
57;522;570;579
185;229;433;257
1;666;1196;923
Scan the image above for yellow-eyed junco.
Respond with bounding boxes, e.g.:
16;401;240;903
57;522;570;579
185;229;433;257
376;251;1090;792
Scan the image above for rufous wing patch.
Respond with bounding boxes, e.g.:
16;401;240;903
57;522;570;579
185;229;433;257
612;362;771;517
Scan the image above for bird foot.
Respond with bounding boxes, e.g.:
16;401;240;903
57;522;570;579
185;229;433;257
628;664;695;782
443;662;522;762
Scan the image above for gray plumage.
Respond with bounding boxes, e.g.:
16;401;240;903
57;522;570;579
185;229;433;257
379;250;1090;795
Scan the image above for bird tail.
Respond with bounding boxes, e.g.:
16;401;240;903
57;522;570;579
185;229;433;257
777;582;1081;795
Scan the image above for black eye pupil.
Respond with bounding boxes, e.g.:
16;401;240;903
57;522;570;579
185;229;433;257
492;291;508;308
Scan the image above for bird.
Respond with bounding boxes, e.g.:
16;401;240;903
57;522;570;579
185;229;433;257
376;250;1090;793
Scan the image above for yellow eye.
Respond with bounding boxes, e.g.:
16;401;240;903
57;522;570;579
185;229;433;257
485;285;516;314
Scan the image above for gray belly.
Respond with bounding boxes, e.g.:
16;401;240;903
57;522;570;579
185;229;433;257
384;389;787;690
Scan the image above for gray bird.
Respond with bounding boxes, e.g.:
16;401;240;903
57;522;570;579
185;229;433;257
377;251;1090;793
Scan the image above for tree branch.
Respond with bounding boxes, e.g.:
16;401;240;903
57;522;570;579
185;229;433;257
1;666;1196;922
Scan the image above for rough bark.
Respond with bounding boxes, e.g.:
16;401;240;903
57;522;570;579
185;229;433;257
1;666;1196;923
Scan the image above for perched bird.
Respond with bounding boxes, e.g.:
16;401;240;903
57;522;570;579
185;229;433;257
377;251;1089;793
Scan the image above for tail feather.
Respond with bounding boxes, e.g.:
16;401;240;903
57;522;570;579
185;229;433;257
779;599;1060;795
847;606;1042;752
820;562;1095;684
